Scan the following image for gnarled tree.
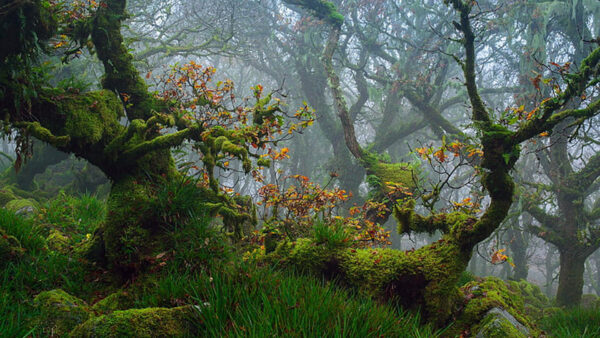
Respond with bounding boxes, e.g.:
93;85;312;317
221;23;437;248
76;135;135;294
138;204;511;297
263;0;600;325
0;0;303;277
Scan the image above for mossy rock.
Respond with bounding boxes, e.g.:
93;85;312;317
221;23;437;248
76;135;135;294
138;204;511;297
33;289;91;336
5;198;38;215
70;306;198;337
451;277;539;336
581;294;600;309
47;229;71;253
92;291;135;314
474;308;529;338
0;227;24;265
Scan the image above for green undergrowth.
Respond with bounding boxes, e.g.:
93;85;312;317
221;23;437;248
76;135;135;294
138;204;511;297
128;262;444;337
118;212;443;336
188;263;444;337
36;191;106;242
1;186;569;337
0;206;107;337
541;307;600;337
1;190;444;337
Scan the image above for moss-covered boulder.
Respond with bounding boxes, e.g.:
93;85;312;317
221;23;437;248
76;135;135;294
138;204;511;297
92;291;135;314
70;306;198;337
47;229;71;253
5;198;38;215
33;289;91;336
0;227;24;264
450;277;539;337
474;307;529;338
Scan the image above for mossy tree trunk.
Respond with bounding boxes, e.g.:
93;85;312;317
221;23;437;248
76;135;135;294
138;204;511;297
0;0;222;276
100;150;178;275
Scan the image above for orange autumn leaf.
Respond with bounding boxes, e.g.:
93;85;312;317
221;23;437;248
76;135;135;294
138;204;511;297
434;149;447;163
491;249;514;267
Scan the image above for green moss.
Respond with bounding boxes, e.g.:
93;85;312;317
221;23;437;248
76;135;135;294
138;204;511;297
33;289;91;336
289;0;345;28
262;234;471;325
481;124;519;171
447;211;481;240
276;238;343;272
70;306;198;337
394;200;475;236
507;279;550;320
74;228;106;265
97;163;220;274
56;90;124;147
475;311;528;338
257;157;271;167
450;277;539;336
101;175;163;272
19;121;70;147
92;291;135;314
91;0;165;121
206;132;252;174
359;150;416;204
368;162;414;189
47;229;71;253
5;198;38;213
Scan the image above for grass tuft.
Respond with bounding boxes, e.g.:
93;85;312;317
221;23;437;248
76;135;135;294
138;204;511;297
36;191;105;241
541;307;600;337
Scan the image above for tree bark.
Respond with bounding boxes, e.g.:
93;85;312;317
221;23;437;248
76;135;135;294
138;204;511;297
556;249;586;306
508;224;529;280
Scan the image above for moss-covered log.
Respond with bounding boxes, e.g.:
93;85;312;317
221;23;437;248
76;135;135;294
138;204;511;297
262;234;469;325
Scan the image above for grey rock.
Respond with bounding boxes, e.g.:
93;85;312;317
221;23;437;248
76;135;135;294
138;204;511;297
475;307;529;338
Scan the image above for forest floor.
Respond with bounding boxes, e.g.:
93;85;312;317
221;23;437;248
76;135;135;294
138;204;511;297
1;192;599;337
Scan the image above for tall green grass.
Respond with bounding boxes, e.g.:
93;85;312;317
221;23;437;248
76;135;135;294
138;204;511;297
541;307;600;337
123;210;443;337
187;263;445;337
